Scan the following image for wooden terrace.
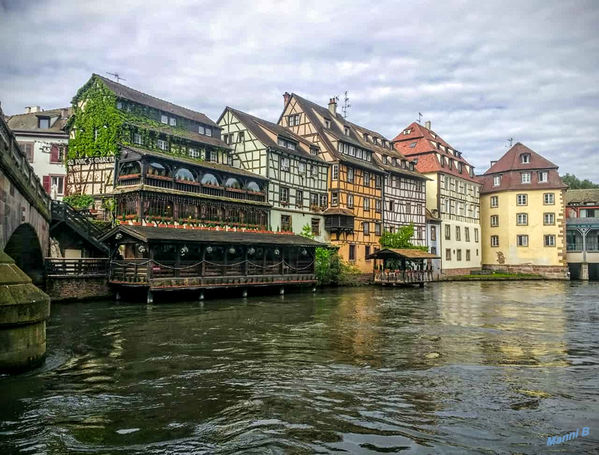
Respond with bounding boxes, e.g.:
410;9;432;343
366;248;440;287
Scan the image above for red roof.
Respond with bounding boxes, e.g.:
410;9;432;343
393;122;479;183
479;143;566;194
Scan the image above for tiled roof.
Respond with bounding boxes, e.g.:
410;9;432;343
565;189;599;205
222;107;326;162
366;248;440;260
124;120;228;149
392;122;479;183
92;74;217;127
479;143;566;194
6;107;72;134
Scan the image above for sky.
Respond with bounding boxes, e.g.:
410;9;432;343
1;0;598;179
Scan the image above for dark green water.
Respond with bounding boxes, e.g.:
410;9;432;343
1;282;598;454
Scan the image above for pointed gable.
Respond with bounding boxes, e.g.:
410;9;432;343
484;142;558;174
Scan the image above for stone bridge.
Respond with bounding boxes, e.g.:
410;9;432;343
0;107;50;284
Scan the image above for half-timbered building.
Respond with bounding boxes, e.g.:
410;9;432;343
218;107;329;241
278;93;385;273
394;121;482;275
347;122;428;245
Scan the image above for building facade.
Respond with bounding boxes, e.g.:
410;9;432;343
565;189;599;280
218;107;329;242
278;93;386;273
6;106;71;200
394;121;481;275
479;143;568;279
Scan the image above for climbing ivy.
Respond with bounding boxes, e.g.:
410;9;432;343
68;77;124;159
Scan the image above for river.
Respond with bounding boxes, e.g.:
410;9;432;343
1;281;598;454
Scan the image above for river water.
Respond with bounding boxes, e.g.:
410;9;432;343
1;282;598;454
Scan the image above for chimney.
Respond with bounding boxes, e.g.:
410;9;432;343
25;106;31;114
26;106;42;113
328;97;337;115
490;160;497;167
283;92;291;107
61;108;68;119
425;120;431;130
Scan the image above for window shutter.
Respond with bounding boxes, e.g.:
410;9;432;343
42;176;51;193
50;144;59;163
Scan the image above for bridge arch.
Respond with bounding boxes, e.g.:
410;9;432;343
4;223;45;285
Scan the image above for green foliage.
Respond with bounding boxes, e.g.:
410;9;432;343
561;173;599;189
300;224;314;239
69;77;124;159
63;194;94;209
314;247;360;286
379;224;427;251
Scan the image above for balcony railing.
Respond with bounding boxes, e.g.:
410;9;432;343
45;258;109;277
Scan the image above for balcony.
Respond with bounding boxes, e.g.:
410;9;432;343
324;208;354;233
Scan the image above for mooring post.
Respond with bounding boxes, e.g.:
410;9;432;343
146;289;153;305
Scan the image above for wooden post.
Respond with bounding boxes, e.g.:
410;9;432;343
200;246;206;277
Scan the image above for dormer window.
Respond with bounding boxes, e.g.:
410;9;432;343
383;155;388;164
521;172;531;184
403;128;411;135
38;117;50;129
310;146;318;155
520;153;530;164
324;119;331;128
198;125;212;136
161;114;168;124
344;126;350;136
373;137;379;145
392;157;397;166
493;175;501;186
169;117;176;126
363;133;369;141
277;137;297;150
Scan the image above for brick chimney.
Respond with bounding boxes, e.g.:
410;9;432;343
283;92;291;107
328;97;337;115
25;106;42;114
425;120;431;130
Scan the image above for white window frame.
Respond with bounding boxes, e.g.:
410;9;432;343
517;235;529;247
490;235;499;247
544;193;555;205
521;172;531;184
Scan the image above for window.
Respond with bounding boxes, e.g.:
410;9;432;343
344;126;350;135
517;235;529;247
517;194;528;205
169;117;176;126
157;139;167;151
491;235;499;247
493;175;501;186
331;191;339;206
445;248;451;261
431;247;437;255
200;173;218;185
209;150;218;162
456;226;461;241
490;215;499;227
311;218;320;236
363;222;370;235
544;213;555;225
117;101;123;109
320;194;327;208
364;172;370;187
490;196;499;208
375;175;382;189
296;190;304;208
347;168;354;183
521;172;531;184
456;249;462;261
544;234;556;247
520;153;530;163
237;131;244;142
50;175;65;195
324;119;331;129
280;157;290;171
287;114;300;126
332;164;339;180
431;226;436;241
349;244;356;261
310;164;317;178
544;193;555;205
389;200;394;212
375;199;381;213
281;215;292;232
298;162;306;175
474;228;479;242
277;137;297;150
19;142;34;162
465;227;470;242
347;194;354;208
247;181;261;192
38;117;50;129
445;224;451;240
175;168;195;182
161;114;168;124
406;202;411;214
466;249;471;261
310;193;319;207
363;197;370;211
198;125;212;136
134;133;142;145
375;223;382;236
364;245;371;260
280;187;290;204
516;213;528;225
538;171;548;183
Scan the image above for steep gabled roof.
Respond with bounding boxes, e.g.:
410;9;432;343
6;107;72;134
222;107;325;162
91;74;217;127
484;142;558;174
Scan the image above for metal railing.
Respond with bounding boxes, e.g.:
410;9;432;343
51;201;110;253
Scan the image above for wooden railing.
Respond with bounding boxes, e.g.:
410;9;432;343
51;201;110;253
374;270;432;284
45;258;109;277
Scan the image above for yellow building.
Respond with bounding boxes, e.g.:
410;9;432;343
479;143;568;279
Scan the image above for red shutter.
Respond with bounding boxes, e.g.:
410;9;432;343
43;176;51;193
50;144;59;163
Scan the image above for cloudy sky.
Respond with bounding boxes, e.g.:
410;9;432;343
1;0;598;179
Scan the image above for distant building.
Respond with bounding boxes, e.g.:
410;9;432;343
565;189;599;280
6;106;71;200
479;143;568;279
425;208;442;279
218;107;329;241
394;121;481;275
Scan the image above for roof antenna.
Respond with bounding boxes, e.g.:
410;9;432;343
417;112;423;124
506;137;513;148
341;91;351;118
107;72;126;83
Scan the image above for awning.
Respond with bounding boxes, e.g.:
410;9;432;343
366;248;440;260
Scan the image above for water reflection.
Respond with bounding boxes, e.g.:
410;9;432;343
0;282;597;454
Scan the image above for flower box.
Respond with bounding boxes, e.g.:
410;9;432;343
119;173;141;180
146;174;172;181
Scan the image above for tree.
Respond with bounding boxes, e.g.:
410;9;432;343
379;224;427;251
561;173;599;189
